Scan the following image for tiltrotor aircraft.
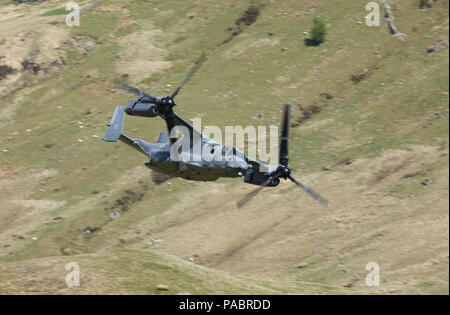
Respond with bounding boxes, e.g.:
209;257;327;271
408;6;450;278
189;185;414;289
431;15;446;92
104;54;328;207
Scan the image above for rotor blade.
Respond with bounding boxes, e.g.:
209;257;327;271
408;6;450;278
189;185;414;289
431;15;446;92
114;82;157;101
279;104;292;167
171;53;207;99
114;82;145;97
288;175;328;207
236;178;271;209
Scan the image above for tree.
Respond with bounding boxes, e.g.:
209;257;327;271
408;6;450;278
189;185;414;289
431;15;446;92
307;17;327;46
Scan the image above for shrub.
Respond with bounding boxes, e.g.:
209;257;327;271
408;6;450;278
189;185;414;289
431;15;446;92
306;17;327;46
0;65;15;81
420;0;430;9
236;6;260;26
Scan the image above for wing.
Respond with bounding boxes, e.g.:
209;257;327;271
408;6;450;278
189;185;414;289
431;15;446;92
166;111;206;149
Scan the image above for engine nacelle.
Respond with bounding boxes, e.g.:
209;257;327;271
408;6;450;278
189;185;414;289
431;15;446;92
244;170;280;187
125;100;159;117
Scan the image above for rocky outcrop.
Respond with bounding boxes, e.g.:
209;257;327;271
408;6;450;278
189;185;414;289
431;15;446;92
381;0;407;40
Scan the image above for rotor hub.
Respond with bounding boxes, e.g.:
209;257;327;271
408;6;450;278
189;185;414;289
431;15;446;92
276;165;291;179
158;96;176;113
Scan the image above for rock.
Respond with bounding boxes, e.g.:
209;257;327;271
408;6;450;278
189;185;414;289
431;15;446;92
52;57;66;66
147;238;162;246
352;274;360;281
156;284;169;291
109;212;120;220
426;40;449;55
320;92;333;100
297;262;308;268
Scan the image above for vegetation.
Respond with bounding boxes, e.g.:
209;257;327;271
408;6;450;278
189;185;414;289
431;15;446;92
307;17;327;46
0;65;14;80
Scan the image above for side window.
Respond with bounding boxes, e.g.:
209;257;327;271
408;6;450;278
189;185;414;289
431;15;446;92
221;146;235;161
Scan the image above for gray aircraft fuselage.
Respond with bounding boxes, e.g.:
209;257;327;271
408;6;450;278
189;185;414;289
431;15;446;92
103;98;276;185
103;94;328;207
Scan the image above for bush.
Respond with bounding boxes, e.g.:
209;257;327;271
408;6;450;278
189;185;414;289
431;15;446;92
236;6;260;26
420;0;432;9
0;65;15;80
306;17;327;46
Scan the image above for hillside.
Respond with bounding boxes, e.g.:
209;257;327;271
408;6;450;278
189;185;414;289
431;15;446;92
0;0;448;294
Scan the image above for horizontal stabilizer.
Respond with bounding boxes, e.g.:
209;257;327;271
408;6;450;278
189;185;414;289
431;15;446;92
103;106;125;142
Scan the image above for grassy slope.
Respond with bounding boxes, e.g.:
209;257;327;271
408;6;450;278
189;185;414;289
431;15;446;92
0;0;448;294
0;248;345;294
